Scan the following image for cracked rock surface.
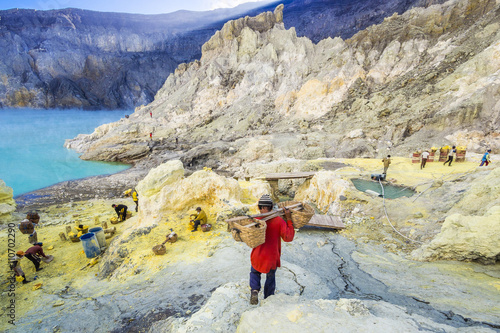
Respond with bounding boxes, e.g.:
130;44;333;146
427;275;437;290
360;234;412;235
6;232;497;332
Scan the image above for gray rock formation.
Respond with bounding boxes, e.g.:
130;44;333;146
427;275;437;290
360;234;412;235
0;9;176;109
0;5;267;109
66;0;500;168
255;0;448;42
0;0;447;109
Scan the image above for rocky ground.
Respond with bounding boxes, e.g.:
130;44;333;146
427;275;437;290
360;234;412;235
1;156;499;332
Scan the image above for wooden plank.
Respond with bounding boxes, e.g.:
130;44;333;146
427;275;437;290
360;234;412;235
306;214;345;229
265;172;316;181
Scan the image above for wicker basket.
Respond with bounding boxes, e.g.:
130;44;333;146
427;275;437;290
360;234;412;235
277;201;315;228
27;212;40;224
69;233;80;242
226;216;253;232
152;244;166;255
227;217;267;248
19;220;34;235
166;234;178;243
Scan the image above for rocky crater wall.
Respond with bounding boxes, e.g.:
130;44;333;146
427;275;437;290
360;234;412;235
0;0;447;109
67;0;500;169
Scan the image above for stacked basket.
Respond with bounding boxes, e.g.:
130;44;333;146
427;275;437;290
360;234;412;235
27;212;40;224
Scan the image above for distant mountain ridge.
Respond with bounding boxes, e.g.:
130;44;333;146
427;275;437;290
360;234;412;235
0;0;445;109
255;0;446;42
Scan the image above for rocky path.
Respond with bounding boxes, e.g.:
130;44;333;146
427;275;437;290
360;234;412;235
9;231;498;332
284;232;498;330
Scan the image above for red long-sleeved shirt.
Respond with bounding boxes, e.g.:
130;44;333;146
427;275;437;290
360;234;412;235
25;245;46;258
251;215;295;273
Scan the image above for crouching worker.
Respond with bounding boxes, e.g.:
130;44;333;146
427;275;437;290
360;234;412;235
112;204;128;221
371;174;386;181
190;207;207;232
24;242;47;272
10;251;30;284
249;194;294;305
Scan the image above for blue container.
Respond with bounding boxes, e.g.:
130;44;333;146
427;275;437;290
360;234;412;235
80;232;101;258
88;227;106;249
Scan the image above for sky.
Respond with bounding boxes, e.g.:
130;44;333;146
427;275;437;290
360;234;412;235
0;0;271;14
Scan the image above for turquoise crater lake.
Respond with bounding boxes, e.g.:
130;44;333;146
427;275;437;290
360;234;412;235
0;109;131;197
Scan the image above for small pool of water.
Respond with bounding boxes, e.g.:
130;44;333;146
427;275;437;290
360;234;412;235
351;178;416;199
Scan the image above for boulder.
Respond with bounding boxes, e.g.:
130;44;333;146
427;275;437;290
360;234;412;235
295;171;350;213
157;169;243;211
153;283;489;333
239;179;273;204
0;180;16;220
137;161;243;222
411;205;500;264
449;167;500;216
136;160;185;198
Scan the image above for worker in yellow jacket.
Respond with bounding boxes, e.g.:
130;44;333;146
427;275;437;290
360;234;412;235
190;207;207;232
132;189;139;212
382;155;391;175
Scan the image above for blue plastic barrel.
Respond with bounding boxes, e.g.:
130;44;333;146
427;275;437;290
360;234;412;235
88;227;106;249
80;232;101;258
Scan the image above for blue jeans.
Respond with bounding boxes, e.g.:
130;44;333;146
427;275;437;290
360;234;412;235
250;266;276;298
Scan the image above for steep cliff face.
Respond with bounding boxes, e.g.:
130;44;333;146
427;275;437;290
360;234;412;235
67;0;500;166
0;8;211;109
0;0;445;109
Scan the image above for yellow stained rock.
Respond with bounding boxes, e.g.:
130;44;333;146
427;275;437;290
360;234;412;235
53;300;65;307
287;309;303;322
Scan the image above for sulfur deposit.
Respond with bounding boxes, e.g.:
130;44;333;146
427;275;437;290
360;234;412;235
0;179;16;218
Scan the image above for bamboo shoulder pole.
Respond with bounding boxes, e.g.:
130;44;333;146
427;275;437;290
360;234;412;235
250;203;303;219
